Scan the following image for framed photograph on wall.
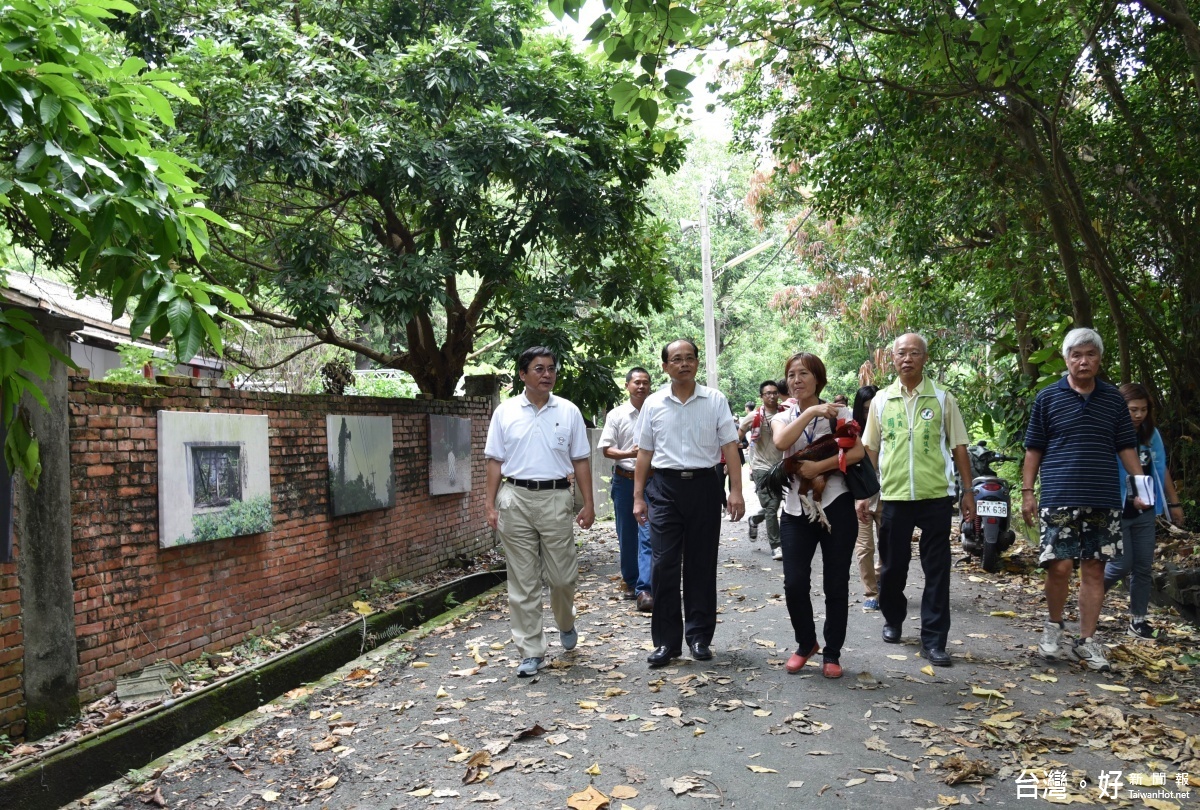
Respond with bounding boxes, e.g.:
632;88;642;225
158;412;273;548
327;415;395;516
428;414;471;495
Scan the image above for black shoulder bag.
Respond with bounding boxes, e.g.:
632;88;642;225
831;417;880;500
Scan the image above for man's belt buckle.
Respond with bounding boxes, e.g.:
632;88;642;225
681;470;694;479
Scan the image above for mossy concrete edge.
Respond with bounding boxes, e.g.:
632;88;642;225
0;570;507;810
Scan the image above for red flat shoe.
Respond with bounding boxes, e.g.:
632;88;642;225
821;658;843;679
786;643;820;674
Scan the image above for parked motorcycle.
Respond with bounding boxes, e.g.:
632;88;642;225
959;441;1019;573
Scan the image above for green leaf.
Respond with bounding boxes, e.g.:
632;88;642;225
640;98;659;127
136;84;175;128
21;191;52;242
174;314;205;362
664;69;694;88
39;93;62;125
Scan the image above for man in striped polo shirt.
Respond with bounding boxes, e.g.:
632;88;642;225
1022;328;1145;672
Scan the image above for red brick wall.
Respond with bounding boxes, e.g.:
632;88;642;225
0;374;494;738
0;545;19;736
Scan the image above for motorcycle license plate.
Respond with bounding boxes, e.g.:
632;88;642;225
977;500;1008;518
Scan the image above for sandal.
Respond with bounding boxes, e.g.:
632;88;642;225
821;658;843;679
786;643;820;674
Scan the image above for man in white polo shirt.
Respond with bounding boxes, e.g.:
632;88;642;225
598;367;654;611
485;347;595;677
633;338;744;668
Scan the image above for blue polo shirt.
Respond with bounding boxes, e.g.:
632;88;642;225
1024;376;1136;509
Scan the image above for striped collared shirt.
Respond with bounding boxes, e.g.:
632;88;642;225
635;384;738;470
1024;376;1136;509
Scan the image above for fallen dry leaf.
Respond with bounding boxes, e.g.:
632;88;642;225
345;668;371;681
407;788;433;797
1031;673;1058;683
471;792;503;803
921;665;936;677
586;762;601;776
748;765;778;774
609;785;638;799
937;796;961;806
845;778;866;786
1097;684;1130;692
141;788;166;808
566;785;609;810
352;600;374;615
669;775;705;795
314;775;339;791
261;790;280;802
970;686;1005;699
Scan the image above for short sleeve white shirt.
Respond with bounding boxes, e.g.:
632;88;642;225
484;393;590;479
771;404;854;515
597;402;640;472
635;384;739;470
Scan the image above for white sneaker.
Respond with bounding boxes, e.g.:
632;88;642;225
1071;638;1112;672
516;657;544;677
772;547;783;560
1039;620;1067;659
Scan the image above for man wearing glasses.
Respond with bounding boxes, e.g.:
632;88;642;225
633;338;744;668
860;333;974;668
485;347;595;678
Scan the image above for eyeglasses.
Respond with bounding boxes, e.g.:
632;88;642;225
667;355;698;365
528;365;557;375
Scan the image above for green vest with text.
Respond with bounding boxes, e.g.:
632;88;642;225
873;378;955;501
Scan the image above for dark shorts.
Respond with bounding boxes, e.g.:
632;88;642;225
1037;506;1122;565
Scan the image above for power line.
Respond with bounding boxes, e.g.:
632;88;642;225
725;208;815;307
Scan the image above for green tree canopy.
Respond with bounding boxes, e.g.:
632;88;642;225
141;0;683;410
1;0;246;483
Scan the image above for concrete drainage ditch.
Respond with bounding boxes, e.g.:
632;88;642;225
0;568;506;810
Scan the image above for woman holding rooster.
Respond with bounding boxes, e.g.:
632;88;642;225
772;352;867;678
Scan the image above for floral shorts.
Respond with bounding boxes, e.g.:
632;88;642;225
1037;506;1122;564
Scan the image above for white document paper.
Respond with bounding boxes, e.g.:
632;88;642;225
1131;474;1155;506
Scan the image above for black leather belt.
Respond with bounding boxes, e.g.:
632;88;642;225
505;477;571;491
653;467;717;479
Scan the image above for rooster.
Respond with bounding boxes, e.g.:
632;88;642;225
766;418;862;530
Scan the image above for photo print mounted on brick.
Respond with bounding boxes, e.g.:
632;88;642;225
428;414;471;495
157;411;273;548
326;414;395;516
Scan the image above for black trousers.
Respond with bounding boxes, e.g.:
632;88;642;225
780;495;856;660
646;473;723;652
878;497;954;649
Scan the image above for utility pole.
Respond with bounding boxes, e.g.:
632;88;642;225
699;182;718;389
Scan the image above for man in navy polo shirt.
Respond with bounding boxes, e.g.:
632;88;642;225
1022;328;1145;672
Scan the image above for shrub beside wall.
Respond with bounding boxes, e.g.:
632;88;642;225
0;373;494;738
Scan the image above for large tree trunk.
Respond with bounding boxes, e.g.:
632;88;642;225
1007;101;1094;328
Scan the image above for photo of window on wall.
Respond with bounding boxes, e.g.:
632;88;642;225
326;415;395;516
157;412;273;548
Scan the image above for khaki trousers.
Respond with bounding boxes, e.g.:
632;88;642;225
496;483;578;658
855;499;883;597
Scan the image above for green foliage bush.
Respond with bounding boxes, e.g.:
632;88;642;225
186;495;273;543
102;345;175;385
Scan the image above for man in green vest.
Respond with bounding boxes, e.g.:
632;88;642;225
859;333;975;667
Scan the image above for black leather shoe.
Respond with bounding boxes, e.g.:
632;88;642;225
922;647;953;667
882;625;902;644
689;641;713;661
647;646;680;668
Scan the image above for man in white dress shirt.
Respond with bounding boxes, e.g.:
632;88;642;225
633;339;744;668
598;367;654;611
485;347;595;677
